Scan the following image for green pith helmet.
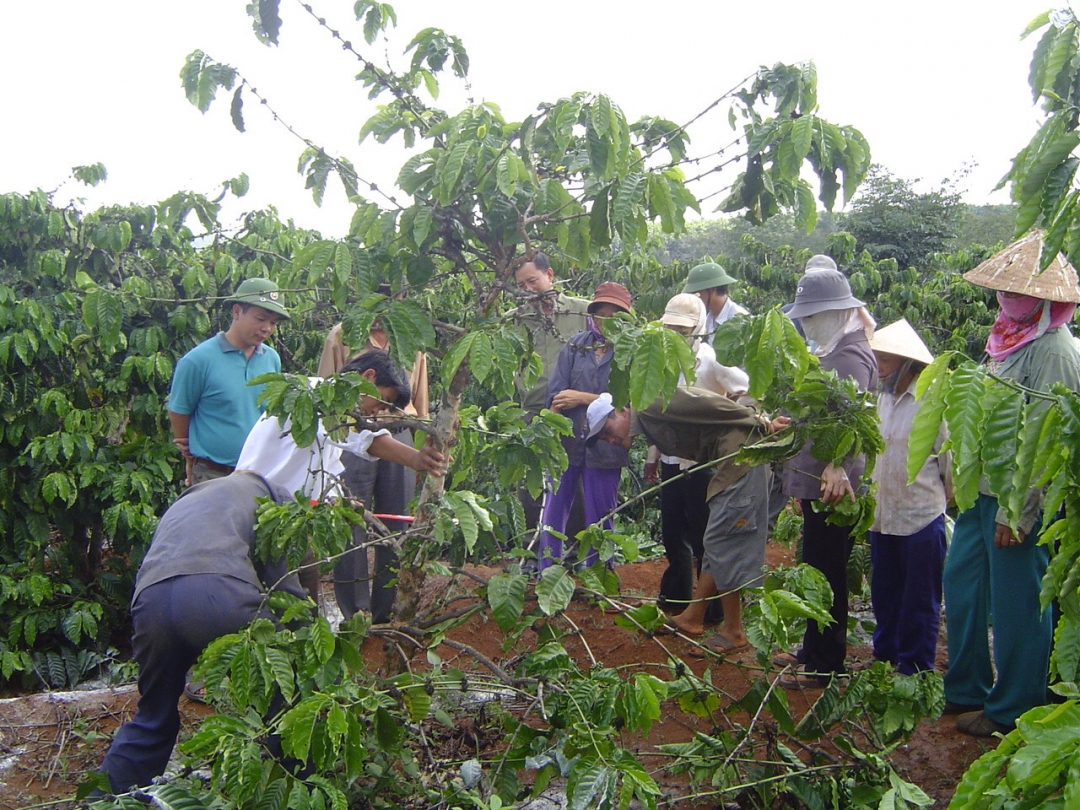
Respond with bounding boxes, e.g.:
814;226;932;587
225;278;290;319
682;262;738;294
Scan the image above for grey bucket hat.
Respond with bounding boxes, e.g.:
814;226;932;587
804;254;838;272
785;269;865;320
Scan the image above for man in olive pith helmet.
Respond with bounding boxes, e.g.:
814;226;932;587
168;278;289;487
682;261;749;345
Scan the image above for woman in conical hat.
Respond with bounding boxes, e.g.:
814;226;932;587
867;319;951;678
944;233;1080;737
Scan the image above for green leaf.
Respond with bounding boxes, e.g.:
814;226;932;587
496;153;518;199
381;298;434;363
442;331;477;386
487;572;527;632
979;383;1023;500
535;566;575;616
253;0;282;45
81;290;124;348
438;141;472;205
942;364;986;510
412;205;433;246
180;50;237;113
309;615;335;663
230;85;246;132
280;696;328;763
627;330;669;411
567;758;612;810
790;115;814;160
908;363;949;484
401;685;431;723
794;179;817;232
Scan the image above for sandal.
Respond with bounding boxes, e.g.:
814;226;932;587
184;679;208;704
703;634;749;655
778;666;831;689
771;651;801;668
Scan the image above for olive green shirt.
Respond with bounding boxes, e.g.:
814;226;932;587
512;292;590;420
986;325;1080;533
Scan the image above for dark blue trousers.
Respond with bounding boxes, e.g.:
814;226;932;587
870;515;946;675
100;574;265;793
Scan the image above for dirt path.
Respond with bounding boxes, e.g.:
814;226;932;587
0;551;994;809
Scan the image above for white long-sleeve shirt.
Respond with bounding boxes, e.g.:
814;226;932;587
236;408;387;501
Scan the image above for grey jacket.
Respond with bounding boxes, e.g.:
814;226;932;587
782;330;879;500
133;472;305;604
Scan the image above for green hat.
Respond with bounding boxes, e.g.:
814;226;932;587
226;278;290;319
682;262;738;294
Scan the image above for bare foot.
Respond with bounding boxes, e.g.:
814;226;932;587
669;615;704;637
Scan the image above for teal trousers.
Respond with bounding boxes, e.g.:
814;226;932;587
942;493;1049;725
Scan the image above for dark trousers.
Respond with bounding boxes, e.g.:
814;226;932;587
100;574;266;793
870;515;946;675
334;441;415;624
658;463;710;610
800;501;854;675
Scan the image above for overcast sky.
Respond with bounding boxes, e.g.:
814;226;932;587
0;1;1064;237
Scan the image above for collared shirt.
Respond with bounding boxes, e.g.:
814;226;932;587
871;378;950;536
168;332;281;466
705;297;749;345
511;292;590;419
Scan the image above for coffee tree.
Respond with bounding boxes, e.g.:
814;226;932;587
0;2;962;808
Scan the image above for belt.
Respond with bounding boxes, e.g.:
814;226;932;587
193;457;235;475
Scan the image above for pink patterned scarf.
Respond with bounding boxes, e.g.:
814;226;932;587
986;292;1076;361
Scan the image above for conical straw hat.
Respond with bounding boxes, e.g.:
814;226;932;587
963;230;1080;303
869;318;934;365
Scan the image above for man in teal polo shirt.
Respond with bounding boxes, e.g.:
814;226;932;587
168;278;290;486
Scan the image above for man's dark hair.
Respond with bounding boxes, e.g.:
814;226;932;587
532;251;551;272
340;349;411;410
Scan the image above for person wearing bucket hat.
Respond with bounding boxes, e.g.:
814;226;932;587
942;232;1080;737
535;282;632;570
682;261;748;346
168;278;289;487
866;320;951;677
646;294;749;618
778;268;878;688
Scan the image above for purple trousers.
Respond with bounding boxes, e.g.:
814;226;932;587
870;514;946;675
537;465;622;570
